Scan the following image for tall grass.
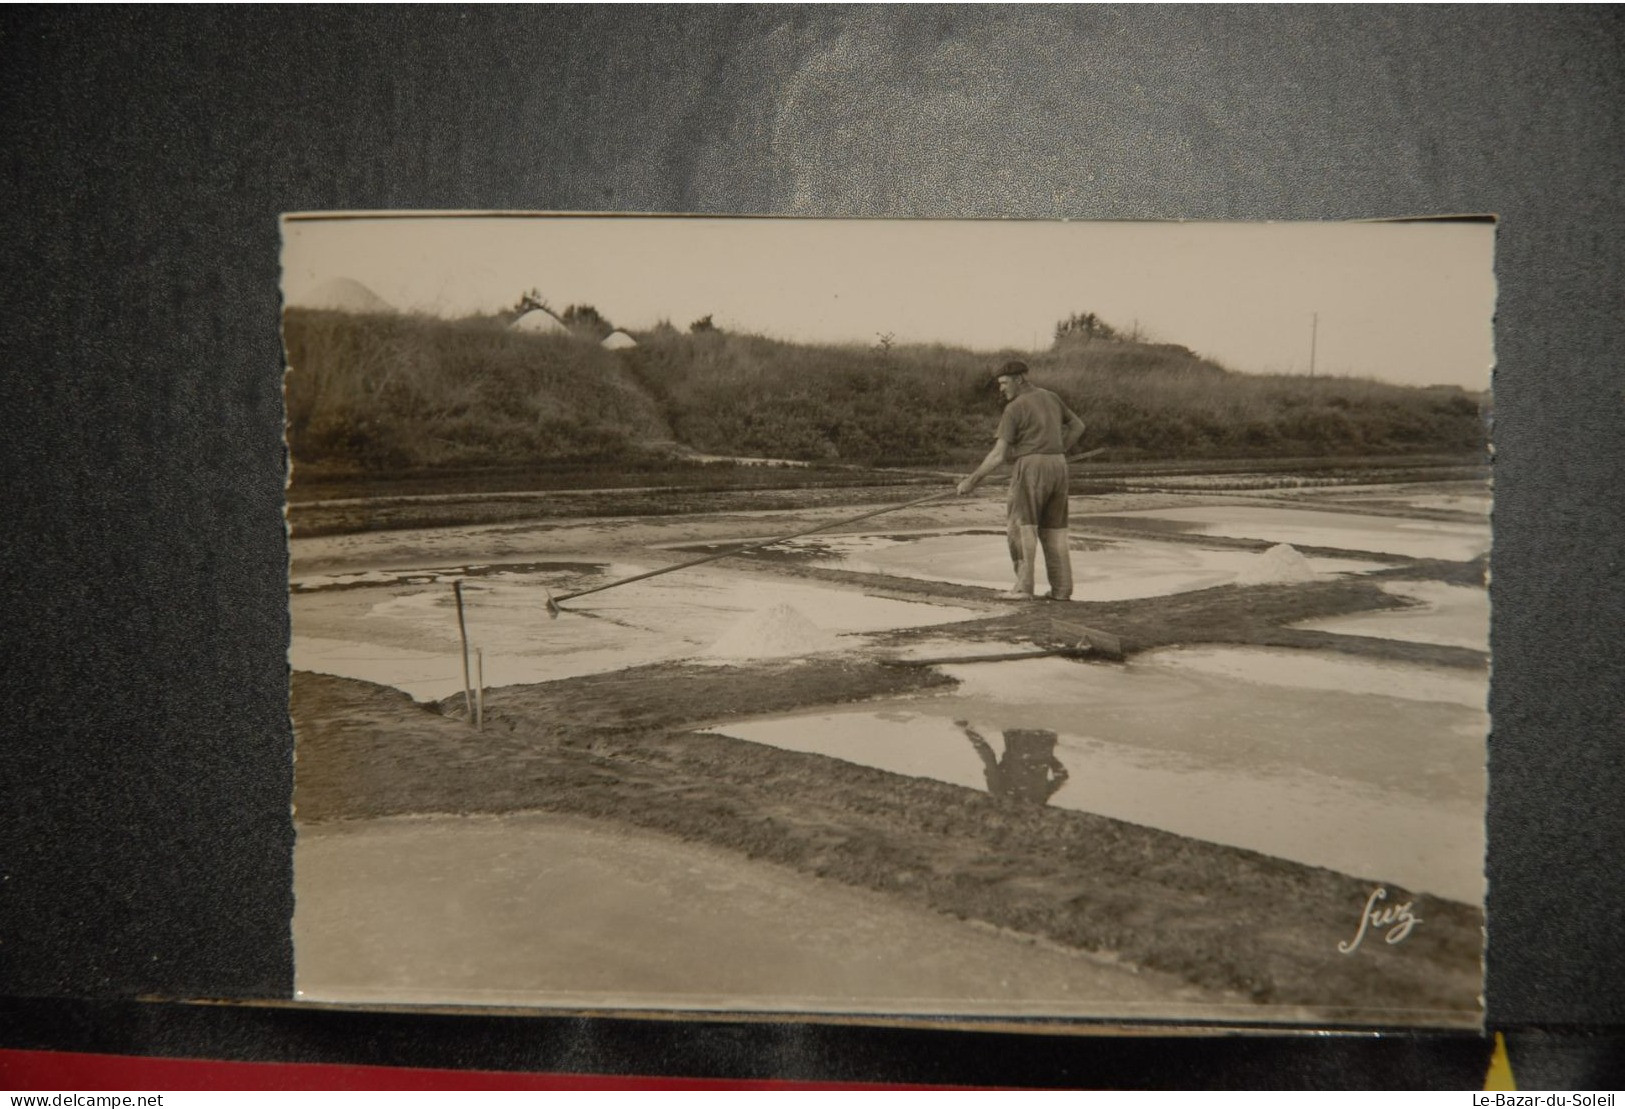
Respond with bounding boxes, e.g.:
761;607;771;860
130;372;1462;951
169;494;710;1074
283;309;1487;473
283;309;669;471
622;328;1485;464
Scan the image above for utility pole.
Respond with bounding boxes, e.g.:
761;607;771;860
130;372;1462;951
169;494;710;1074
1309;312;1319;377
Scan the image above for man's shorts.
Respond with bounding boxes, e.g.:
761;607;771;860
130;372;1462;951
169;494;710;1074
1006;453;1070;529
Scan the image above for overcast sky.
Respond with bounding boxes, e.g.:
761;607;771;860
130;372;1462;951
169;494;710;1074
282;215;1496;389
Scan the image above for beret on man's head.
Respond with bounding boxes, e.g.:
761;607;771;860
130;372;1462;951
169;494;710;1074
994;359;1029;381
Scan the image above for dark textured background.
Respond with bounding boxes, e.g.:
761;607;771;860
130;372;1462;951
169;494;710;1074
2;5;1622;1088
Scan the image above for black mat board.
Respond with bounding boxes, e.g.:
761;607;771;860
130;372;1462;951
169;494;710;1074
0;998;1501;1091
1;4;1622;1087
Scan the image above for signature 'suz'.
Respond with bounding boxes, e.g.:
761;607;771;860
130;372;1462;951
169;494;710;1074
1338;887;1422;955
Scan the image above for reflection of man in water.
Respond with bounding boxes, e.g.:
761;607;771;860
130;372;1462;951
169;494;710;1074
956;720;1070;805
956;360;1087;601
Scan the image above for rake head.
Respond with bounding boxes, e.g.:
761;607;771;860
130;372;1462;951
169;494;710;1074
544;591;562;619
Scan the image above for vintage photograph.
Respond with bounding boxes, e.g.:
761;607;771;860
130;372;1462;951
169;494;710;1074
282;214;1492;1026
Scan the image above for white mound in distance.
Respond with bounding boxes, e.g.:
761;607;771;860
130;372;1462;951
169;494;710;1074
1235;543;1320;586
704;603;842;660
601;329;638;349
301;277;391;314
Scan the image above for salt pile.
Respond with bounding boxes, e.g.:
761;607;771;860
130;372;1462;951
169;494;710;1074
704;602;842;660
1235;543;1320;586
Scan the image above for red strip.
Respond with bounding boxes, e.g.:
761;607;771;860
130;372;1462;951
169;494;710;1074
0;1049;933;1091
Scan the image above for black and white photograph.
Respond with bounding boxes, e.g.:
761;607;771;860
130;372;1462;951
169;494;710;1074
281;213;1493;1027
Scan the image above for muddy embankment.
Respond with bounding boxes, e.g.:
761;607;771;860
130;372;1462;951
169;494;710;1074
285;455;1489;539
292;569;1485;1022
286;480;949;539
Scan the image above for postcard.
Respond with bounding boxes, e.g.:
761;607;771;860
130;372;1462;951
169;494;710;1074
282;214;1492;1027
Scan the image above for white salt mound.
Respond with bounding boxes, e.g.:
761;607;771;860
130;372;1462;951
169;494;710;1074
301;276;391;314
705;602;842;660
1235;543;1320;586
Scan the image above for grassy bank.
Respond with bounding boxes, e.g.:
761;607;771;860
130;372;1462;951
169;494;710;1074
283;310;670;471
627;330;1485;463
284;309;1488;473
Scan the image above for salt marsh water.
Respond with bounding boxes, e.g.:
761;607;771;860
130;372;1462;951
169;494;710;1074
704;649;1486;903
1098;505;1489;561
1292;581;1489;651
776;531;1383;601
290;563;978;700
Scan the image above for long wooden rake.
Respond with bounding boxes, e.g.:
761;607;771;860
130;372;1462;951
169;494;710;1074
544;488;957;618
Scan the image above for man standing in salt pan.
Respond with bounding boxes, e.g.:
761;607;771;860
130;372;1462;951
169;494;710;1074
957;360;1087;600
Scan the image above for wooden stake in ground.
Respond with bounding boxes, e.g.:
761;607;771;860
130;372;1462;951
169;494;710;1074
453;580;473;723
475;647;485;731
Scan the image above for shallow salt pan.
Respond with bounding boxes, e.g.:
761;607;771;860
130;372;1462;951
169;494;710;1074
291;564;977;700
783;532;1380;601
294;812;1218;1016
699;639;1488;902
702;647;1487;904
706;710;1483;904
289;636;466;695
1292;581;1488;652
1097;506;1489;562
1146;645;1486;709
1378;493;1491;516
